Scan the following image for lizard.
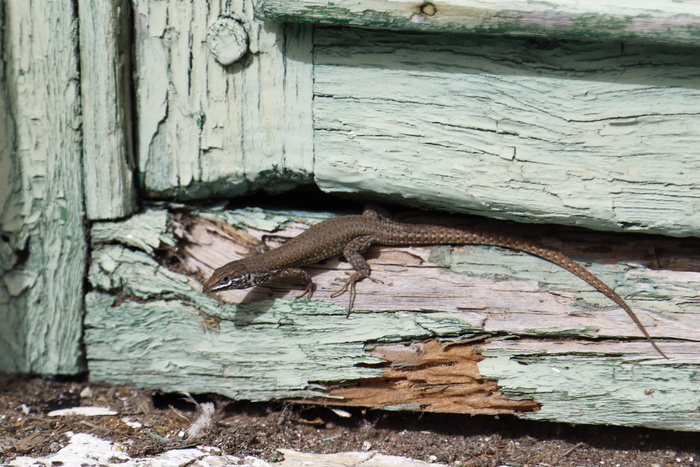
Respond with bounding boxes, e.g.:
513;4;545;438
203;208;667;358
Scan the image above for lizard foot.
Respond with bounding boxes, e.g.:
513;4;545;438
331;272;384;316
295;283;315;300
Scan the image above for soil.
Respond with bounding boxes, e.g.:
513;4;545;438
0;374;698;466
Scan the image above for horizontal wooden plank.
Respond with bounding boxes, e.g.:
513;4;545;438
257;0;700;46
313;29;700;237
479;340;700;431
84;207;700;430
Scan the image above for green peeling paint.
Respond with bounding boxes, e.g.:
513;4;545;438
257;1;700;46
85;206;700;430
480;349;700;431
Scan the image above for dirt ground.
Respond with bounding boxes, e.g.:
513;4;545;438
0;374;698;466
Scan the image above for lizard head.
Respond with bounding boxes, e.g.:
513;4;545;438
203;261;256;293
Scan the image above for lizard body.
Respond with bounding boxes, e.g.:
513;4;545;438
203;209;667;358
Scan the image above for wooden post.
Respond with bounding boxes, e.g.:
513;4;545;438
78;0;138;220
0;0;85;374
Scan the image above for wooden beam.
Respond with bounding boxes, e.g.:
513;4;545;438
257;0;700;46
84;207;700;430
313;28;700;237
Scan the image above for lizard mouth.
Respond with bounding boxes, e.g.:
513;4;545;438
201;278;220;293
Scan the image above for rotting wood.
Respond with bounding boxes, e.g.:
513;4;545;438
309;339;541;414
182;208;699;348
84;207;700;431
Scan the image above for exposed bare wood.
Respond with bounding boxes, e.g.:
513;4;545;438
183;210;699;347
85;207;700;430
310;340;541;414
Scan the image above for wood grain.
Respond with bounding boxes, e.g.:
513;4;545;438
313;28;700;237
84;207;700;430
78;0;137;220
258;0;700;46
0;0;85;374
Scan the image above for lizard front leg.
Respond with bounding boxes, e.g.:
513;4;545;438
330;235;384;315
277;268;315;299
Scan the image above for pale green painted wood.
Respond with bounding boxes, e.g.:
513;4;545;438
84;207;700;430
134;0;313;199
78;0;137;220
133;3;700;238
90;208;175;255
480;341;700;431
85;291;451;400
0;0;85;374
313;28;700;237
257;0;700;46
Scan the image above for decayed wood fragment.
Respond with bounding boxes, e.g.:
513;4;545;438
313;340;540;414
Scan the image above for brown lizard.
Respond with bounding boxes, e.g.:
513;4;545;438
203;208;667;358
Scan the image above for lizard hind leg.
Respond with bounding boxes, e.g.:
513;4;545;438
331;234;383;316
363;204;394;220
331;270;385;316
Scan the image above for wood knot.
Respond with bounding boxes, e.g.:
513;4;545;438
420;2;437;17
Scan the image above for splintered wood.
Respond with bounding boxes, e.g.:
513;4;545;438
312;340;540;414
86;208;700;430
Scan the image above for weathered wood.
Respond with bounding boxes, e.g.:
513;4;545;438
313;29;700;237
257;0;700;46
131;5;700;238
84;207;700;430
78;0;137;220
310;340;542;415
0;0;85;374
479;340;700;431
316;339;700;431
133;0;313;198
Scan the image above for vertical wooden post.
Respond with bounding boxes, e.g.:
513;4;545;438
0;0;85;374
78;0;138;220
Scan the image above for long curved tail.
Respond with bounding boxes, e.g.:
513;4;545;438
383;221;667;358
